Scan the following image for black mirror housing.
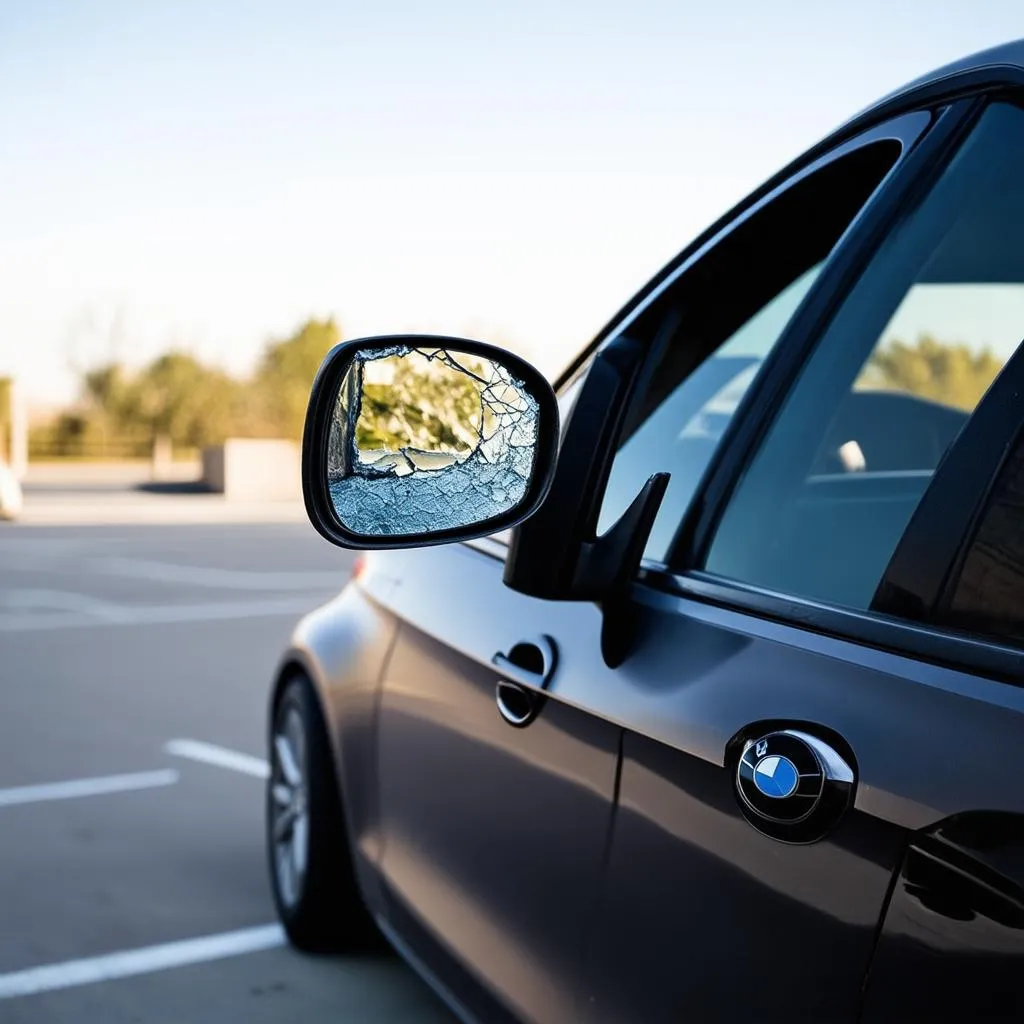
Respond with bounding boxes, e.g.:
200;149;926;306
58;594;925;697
301;335;560;551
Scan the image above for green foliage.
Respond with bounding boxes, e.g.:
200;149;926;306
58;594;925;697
0;377;11;463
30;318;342;456
862;334;1005;411
83;363;131;414
250;318;341;440
122;353;240;448
354;353;489;455
29;410;151;459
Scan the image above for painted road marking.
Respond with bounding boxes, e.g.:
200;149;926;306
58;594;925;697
0;595;321;632
0;769;179;808
0;589;125;619
95;557;345;591
165;739;269;779
0;924;285;999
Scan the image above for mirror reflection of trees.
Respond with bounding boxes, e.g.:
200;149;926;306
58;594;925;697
327;346;539;537
355;350;499;461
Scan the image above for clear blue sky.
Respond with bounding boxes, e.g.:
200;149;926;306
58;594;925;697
2;1;1022;405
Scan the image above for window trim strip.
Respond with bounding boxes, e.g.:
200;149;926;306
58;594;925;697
641;568;1024;686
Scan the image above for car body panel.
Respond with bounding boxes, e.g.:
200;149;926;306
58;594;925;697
585;733;905;1023
862;813;1024;1022
273;564;400;905
277;513;1024;1023
376;621;619;1024
366;544;1024;1021
373;544;1024;831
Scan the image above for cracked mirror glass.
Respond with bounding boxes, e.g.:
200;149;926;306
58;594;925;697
327;346;540;536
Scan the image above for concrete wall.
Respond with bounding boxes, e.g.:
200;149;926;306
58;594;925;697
201;439;301;501
201;446;226;493
0;377;27;480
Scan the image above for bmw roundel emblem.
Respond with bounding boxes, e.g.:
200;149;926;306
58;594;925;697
734;729;856;843
736;732;825;825
752;754;799;799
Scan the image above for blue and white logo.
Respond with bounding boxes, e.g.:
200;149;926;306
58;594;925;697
752;754;799;799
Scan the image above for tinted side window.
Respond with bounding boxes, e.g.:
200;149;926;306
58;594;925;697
939;439;1024;646
598;138;902;563
704;102;1024;609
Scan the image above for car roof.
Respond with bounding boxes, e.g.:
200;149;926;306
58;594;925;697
840;38;1024;132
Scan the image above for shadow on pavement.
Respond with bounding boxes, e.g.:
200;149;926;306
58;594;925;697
135;481;214;495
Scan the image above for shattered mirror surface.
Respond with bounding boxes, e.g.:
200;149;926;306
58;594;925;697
328;346;540;536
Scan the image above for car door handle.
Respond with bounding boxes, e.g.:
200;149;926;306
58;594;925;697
492;635;557;727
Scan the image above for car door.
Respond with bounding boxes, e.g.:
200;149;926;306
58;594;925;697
373;107;934;1023
577;96;1024;1024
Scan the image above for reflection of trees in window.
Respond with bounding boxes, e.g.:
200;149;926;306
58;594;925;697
858;335;1005;412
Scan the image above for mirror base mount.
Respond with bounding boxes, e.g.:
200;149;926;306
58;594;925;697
503;324;672;666
595;471;669;668
575;471;669;598
601;597;643;670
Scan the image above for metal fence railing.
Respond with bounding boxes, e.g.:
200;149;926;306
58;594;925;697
28;436;199;462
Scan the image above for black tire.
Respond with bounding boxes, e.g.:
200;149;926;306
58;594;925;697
267;672;378;952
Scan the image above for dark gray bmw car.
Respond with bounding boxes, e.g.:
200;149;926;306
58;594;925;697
268;40;1024;1023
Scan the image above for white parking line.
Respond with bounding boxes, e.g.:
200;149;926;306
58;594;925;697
0;924;285;999
95;557;345;591
0;595;321;632
165;739;269;779
0;589;125;619
0;769;179;808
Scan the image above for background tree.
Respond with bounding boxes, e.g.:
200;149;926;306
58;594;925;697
120;352;240;448
249;318;341;439
863;334;1005;411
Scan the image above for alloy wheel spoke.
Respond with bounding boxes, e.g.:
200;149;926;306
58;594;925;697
274;734;301;787
292;813;309;875
274;805;297;842
276;844;295;905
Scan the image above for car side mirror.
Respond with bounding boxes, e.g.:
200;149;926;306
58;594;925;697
302;336;560;549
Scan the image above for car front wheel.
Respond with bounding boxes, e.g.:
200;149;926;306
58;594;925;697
267;672;377;951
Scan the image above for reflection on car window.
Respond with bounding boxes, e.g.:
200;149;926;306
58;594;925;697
596;135;903;565
598;269;820;561
939;437;1024;647
705;102;1024;609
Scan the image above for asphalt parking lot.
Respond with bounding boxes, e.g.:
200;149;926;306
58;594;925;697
0;521;453;1023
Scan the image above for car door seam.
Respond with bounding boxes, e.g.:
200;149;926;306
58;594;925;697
577;726;626;1017
856;835;913;1022
369;616;405;870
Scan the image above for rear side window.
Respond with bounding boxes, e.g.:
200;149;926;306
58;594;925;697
597;137;903;563
938;438;1024;646
704;102;1024;609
